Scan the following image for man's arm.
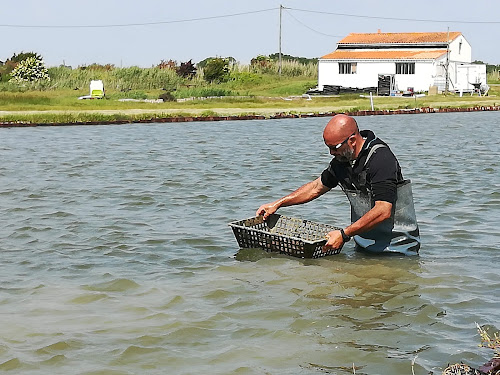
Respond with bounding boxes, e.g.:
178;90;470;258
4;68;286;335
323;200;392;251
256;177;331;219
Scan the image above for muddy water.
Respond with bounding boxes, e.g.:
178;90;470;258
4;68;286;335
0;112;498;374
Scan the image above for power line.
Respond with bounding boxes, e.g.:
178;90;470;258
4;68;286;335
287;7;500;24
284;8;344;38
0;8;276;28
1;6;499;29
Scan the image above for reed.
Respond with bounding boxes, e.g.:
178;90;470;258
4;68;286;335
47;66;188;91
232;60;318;78
487;69;499;84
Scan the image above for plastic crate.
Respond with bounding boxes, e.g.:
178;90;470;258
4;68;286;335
228;214;341;258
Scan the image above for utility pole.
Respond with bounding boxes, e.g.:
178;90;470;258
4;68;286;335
278;4;283;76
444;27;450;94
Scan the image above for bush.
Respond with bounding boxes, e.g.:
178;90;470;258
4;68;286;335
203;58;230;83
250;55;275;74
229;72;263;85
0;61;17;82
157;60;176;70
8;51;42;64
174;86;236;98
159;91;176;101
9;56;50;85
79;63;115;71
176;60;197;79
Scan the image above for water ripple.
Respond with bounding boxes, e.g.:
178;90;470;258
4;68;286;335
0;113;498;374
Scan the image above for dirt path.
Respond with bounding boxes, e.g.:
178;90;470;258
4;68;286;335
1;97;499;118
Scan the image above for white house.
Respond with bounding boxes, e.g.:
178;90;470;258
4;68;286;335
317;31;487;94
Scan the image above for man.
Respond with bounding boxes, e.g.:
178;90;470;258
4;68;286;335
256;114;420;255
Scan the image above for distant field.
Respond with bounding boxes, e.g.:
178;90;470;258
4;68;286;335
1;63;499;124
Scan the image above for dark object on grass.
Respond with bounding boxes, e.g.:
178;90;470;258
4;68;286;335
158;92;175;102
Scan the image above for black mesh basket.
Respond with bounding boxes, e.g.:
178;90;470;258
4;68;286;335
229;214;341;258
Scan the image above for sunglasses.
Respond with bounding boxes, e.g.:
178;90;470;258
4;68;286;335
331;132;356;150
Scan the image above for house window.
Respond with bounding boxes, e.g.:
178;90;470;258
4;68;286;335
339;62;357;74
396;62;415;74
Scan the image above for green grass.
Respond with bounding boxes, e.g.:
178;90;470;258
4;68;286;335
1;64;499;125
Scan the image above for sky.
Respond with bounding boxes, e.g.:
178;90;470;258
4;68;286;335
2;0;499;68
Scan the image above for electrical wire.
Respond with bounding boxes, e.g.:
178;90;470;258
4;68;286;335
286;7;500;25
283;9;343;38
0;8;276;28
2;6;499;29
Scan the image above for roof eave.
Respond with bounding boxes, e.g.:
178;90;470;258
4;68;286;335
338;43;451;47
319;58;444;62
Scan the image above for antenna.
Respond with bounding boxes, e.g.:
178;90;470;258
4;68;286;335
279;4;283;76
445;27;450;94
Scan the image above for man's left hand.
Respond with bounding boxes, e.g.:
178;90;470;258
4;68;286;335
322;230;344;254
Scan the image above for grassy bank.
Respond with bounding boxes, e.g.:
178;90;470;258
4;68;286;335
1;61;499;125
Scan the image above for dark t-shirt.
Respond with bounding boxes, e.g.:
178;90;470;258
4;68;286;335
320;130;403;204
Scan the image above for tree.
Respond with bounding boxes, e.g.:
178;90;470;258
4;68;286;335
1;51;44;82
9;51;42;63
251;55;272;67
176;60;197;79
9;56;50;85
268;53;318;65
198;56;235;69
157;59;176;70
203;57;230;83
250;55;274;73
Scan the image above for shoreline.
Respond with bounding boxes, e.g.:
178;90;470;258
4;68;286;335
0;105;499;127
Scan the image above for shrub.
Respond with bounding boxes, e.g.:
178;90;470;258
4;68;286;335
157;60;176;70
9;56;50;85
174;86;236;98
78;63;115;71
176;60;197;79
0;60;18;82
159;91;176;101
250;55;275;74
203;58;230;83
8;51;42;64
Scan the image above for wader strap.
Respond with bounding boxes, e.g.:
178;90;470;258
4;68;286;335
364;144;386;167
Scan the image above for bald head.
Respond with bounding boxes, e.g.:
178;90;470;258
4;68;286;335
323;115;364;161
323;114;359;142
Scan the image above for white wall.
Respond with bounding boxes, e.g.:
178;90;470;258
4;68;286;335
449;36;472;63
455;64;487;91
319;60;440;92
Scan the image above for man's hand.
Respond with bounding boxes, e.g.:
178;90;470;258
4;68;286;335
322;230;344;254
256;203;278;220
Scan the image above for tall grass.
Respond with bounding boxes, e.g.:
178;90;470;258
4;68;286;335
173;86;237;98
487;69;500;84
47;66;191;91
232;60;318;78
0;59;318;97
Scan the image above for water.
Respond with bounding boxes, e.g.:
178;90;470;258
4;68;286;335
0;112;498;374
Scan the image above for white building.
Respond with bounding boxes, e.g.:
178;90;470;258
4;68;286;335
318;31;487;94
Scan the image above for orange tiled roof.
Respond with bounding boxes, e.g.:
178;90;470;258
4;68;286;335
321;49;448;60
338;32;461;44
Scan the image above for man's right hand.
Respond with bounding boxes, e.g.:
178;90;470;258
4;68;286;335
256;203;278;220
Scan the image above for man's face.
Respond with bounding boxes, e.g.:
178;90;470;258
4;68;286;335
325;133;356;163
333;143;355;163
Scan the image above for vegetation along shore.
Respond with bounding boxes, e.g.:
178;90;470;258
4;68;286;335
1;52;499;126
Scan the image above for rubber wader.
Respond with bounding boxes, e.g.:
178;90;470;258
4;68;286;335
343;144;421;255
